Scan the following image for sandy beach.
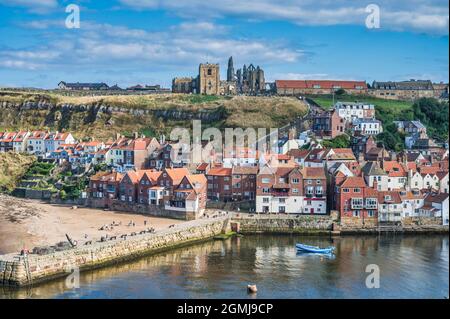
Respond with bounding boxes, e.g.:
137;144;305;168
0;194;184;255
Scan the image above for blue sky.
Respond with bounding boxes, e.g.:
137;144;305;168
0;0;448;89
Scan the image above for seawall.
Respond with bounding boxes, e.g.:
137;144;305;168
232;214;335;235
0;217;229;287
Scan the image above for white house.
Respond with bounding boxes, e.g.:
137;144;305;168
422;193;449;225
26;131;48;155
44;132;76;153
378;191;403;223
334;102;375;123
12;131;30;153
362;161;389;191
399;190;425;218
352;118;383;136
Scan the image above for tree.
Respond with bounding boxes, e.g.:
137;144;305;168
335;88;346;96
412;98;449;141
322;134;350;148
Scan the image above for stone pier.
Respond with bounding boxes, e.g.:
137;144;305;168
0;217;229;287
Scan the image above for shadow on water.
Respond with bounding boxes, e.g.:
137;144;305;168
0;234;448;299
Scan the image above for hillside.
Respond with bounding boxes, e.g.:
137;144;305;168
0;152;36;192
0;91;308;140
307;94;449;151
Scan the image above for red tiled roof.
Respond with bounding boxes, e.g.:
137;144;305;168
232;166;258;175
91;171;123;182
382;161;407;177
301;167;326;179
164;168;190;185
275;80;367;90
207;168;232;177
425;193;449;204
378;191;402;204
339;176;366;188
418;166;440;175
196;163;209;171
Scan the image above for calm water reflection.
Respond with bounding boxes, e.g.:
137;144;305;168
1;235;448;299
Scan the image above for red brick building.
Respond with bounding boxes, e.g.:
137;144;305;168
275;80;368;96
167;174;208;219
301;167;327;214
335;176;378;227
137;170;163;205
206;167;232;201
231;166;258;201
312;110;346;138
88;171;124;208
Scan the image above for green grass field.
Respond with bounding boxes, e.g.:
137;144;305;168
306;94;414;124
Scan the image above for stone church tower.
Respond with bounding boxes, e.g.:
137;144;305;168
227;56;235;82
198;63;220;95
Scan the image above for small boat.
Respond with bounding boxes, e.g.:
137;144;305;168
296;243;335;254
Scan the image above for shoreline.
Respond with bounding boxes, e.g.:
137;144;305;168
0;195;448;288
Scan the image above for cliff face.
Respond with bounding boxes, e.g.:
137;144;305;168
0;100;225;139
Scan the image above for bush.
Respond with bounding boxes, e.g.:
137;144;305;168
322;134;350;148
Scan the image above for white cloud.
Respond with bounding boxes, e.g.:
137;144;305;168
0;60;41;70
4;19;303;76
0;0;58;13
118;0;449;34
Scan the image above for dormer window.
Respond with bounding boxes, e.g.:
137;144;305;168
385;195;391;201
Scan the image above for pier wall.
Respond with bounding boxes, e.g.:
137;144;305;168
233;215;335;234
0;218;228;287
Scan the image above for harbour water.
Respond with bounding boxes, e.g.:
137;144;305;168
1;235;448;299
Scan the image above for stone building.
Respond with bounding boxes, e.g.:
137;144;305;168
172;77;196;94
234;61;265;95
198;63;220;95
369;80;435;100
275;80;367;96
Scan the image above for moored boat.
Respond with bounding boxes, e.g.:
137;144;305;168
296;243;335;254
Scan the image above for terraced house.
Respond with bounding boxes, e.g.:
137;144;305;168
335;176;379;227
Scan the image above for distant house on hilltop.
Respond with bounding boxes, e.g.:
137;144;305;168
58;81;109;90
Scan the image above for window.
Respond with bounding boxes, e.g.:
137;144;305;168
353;211;360;217
292;178;299;184
354;188;361;193
263;197;269;203
279;198;285;203
262;187;270;193
343;188;350;193
351;198;364;209
366;198;377;208
261;178;271;184
368;210;375;217
207;68;212;75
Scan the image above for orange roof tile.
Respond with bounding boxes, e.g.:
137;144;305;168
207;168;232;176
340;176;366;188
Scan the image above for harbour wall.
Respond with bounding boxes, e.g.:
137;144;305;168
233;214;336;235
0;217;229;287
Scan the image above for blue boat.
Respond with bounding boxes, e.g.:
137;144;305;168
296;243;335;254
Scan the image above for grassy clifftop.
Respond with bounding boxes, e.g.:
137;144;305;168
0;91;307;139
0;152;36;192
